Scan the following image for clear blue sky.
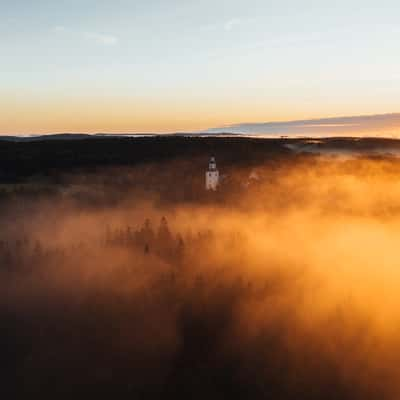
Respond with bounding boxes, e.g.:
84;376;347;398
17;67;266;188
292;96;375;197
1;0;400;133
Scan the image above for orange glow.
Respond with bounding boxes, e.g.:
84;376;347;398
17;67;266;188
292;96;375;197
1;91;399;134
4;155;400;396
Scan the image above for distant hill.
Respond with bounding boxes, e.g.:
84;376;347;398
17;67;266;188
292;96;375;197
0;132;238;142
0;134;95;142
2;113;399;140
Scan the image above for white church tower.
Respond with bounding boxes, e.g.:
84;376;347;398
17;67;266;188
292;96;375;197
205;156;219;191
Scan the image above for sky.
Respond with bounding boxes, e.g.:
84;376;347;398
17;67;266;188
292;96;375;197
1;0;400;135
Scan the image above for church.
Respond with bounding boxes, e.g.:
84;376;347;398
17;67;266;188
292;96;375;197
205;157;219;191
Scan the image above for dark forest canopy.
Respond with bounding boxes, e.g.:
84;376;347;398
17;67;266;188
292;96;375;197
2;135;400;181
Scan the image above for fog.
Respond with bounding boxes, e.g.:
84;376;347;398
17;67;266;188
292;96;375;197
2;154;400;398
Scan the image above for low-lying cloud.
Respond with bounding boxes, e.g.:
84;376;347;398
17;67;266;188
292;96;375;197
206;113;400;137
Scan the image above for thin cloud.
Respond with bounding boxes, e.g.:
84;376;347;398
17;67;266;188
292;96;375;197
54;25;66;33
52;26;118;46
224;18;242;31
84;32;118;46
200;17;255;33
205;113;400;137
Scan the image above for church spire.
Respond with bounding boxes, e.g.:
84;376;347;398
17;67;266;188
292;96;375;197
206;156;219;191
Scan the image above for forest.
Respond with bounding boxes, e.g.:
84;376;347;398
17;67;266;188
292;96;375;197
3;136;400;399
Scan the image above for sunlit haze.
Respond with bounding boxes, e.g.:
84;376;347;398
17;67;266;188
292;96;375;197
4;3;400;396
1;0;400;134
